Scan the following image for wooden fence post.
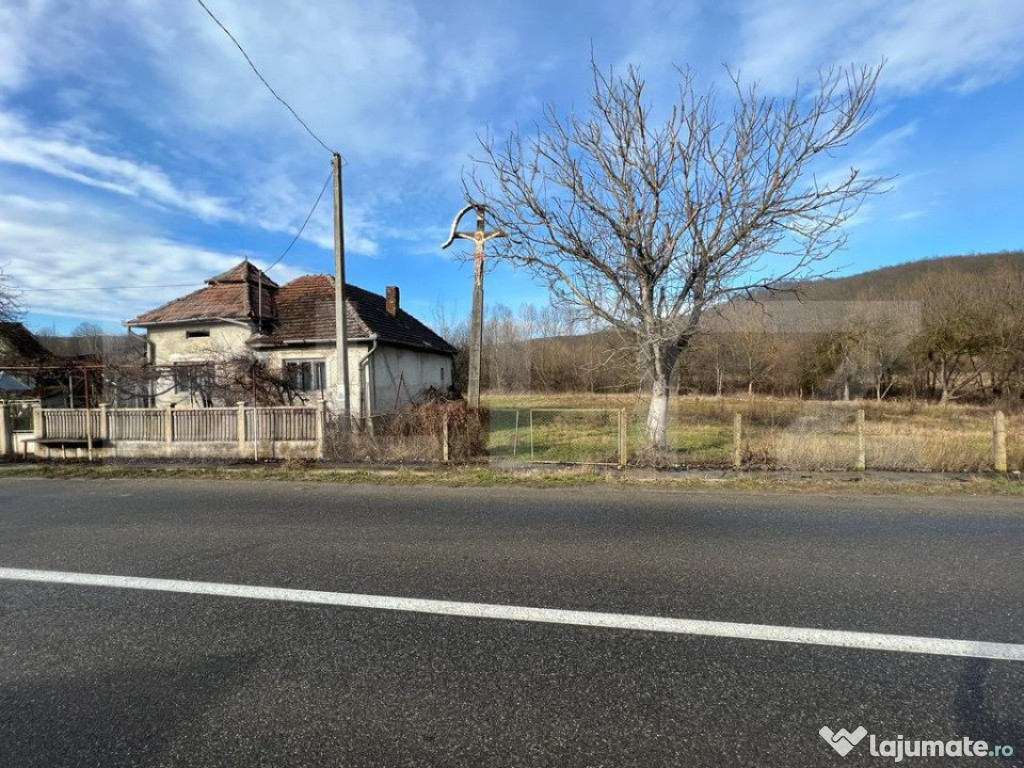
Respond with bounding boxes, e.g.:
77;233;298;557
237;402;247;459
732;412;743;469
994;410;1008;473
163;405;173;443
856;409;866;471
442;412;450;463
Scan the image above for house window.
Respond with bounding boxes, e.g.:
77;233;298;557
185;329;210;339
172;363;215;396
284;360;327;392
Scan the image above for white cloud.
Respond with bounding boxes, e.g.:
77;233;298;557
0;194;303;322
736;0;1024;94
0;0;106;90
2;0;1023;330
0;111;238;221
0;0;506;261
0;106;387;259
119;0;508;165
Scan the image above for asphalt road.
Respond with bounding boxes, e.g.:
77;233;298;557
0;478;1022;767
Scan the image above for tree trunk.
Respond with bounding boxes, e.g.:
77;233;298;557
646;376;670;448
644;343;681;448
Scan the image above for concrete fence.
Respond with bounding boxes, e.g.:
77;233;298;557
3;402;325;460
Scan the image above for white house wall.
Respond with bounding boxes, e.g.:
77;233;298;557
148;323;252;407
144;323;448;415
371;346;450;415
265;344;367;416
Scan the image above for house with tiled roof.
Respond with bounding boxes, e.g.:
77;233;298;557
126;261;456;414
0;322;55;366
0;323;95;406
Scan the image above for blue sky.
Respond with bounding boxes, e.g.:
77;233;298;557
1;0;1022;334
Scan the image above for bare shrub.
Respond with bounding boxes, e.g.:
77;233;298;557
323;389;486;463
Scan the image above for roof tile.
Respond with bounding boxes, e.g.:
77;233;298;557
128;261;454;355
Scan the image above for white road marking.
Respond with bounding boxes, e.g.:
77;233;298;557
1;567;1022;662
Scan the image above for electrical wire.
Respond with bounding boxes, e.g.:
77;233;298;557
194;0;338;157
264;170;332;273
256;170;331;320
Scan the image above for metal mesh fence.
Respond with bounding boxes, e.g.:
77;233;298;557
324;413;441;463
653;399;1022;472
483;408;522;459
527;408;622;464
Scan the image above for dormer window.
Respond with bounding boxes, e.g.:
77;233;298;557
185;329;210;339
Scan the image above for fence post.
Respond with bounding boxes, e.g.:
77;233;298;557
856;409;866;471
511;411;520;457
237;402;247;459
994;410;1008;473
33;404;44;441
732;412;743;469
98;403;109;442
315;399;326;459
0;405;10;458
618;409;627;468
163;405;173;443
442;412;451;463
529;409;535;462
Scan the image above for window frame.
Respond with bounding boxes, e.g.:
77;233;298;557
283;359;327;394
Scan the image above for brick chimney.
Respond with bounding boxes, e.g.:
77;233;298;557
385;285;400;317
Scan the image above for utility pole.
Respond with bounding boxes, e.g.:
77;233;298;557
441;203;504;408
332;153;351;422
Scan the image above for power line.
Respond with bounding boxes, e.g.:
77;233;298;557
194;0;337;156
265;170;332;273
255;170;332;319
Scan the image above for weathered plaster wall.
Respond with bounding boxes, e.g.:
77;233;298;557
143;322;447;416
148;323;252;406
264;343;368;414
371;347;451;415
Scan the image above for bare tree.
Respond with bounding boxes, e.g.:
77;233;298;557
430;300;470;394
0;265;21;322
470;60;887;446
484;303;531;392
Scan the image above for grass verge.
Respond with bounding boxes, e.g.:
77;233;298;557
3;461;1023;497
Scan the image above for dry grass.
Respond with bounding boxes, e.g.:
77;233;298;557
5;462;1024;497
483;393;1024;472
323;400;485;463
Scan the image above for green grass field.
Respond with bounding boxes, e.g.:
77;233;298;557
481;393;1024;471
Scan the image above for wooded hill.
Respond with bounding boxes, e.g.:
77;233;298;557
473;250;1024;403
761;250;1024;303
